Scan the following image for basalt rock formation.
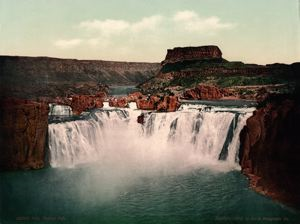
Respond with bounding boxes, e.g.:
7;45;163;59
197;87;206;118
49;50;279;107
140;46;299;99
156;95;180;112
239;95;300;208
137;113;145;125
108;92;144;108
70;94;105;115
136;95;180;112
162;46;222;65
109;97;128;108
127;92;144;102
0;99;49;170
0;56;160;99
107;91;180;112
183;84;232;100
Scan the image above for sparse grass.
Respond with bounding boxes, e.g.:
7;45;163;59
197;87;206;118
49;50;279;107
167;74;287;90
216;76;287;88
148;59;294;94
161;58;228;73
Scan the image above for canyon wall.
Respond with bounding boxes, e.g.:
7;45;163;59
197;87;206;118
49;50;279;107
239;96;300;208
0;56;160;99
0;99;49;170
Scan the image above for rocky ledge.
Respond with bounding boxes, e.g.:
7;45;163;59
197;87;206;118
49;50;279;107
239;95;300;208
70;93;105;115
107;92;180;112
0;99;49;170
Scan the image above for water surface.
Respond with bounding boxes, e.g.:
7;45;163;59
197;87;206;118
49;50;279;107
1;166;299;224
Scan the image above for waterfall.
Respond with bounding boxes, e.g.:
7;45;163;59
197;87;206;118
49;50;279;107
48;103;254;171
49;104;73;116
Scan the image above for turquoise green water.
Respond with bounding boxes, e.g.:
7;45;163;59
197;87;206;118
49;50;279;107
1;165;299;224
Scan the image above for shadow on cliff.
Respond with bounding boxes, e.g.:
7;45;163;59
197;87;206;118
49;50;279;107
239;85;300;209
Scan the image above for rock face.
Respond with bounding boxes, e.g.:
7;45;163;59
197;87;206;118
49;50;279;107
0;99;49;170
156;96;180;112
136;95;180;112
183;85;230;100
127;92;144;102
136;96;159;110
239;97;300;208
70;95;104;115
162;46;222;65
109;97;128;108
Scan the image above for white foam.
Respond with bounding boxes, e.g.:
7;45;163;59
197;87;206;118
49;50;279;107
49;104;73;116
48;104;255;173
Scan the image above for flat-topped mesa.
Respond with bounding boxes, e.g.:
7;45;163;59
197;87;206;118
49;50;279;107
161;45;222;65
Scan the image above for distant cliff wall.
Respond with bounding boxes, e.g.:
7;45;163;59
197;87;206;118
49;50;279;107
0;56;160;99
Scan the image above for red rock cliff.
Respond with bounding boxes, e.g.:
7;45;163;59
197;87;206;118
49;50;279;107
0;99;49;170
183;84;231;100
136;95;180;112
162;45;222;65
239;97;300;208
70;95;104;115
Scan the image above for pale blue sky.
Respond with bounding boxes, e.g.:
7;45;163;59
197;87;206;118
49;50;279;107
0;0;299;64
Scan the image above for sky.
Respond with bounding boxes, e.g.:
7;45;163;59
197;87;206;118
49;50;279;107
0;0;299;64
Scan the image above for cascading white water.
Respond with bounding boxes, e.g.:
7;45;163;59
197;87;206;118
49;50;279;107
48;103;254;171
49;104;73;116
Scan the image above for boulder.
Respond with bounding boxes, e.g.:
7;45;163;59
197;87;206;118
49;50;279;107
137;113;145;124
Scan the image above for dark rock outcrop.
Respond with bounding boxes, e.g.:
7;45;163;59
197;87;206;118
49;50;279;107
0;99;49;170
162;46;222;65
239;97;300;208
137;113;145;124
